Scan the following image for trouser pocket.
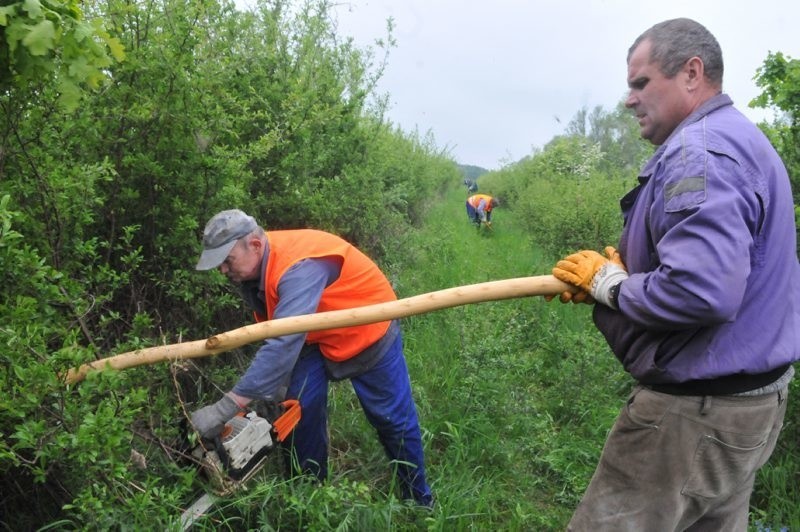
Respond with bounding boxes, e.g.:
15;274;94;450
682;428;768;499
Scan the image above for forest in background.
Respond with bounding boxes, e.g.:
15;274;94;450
2;0;799;528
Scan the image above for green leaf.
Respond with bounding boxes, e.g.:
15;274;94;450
57;78;82;111
66;55;91;80
0;5;18;26
73;20;94;42
104;35;126;62
22;20;56;57
22;0;43;18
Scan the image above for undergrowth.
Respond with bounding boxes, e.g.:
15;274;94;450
25;184;797;530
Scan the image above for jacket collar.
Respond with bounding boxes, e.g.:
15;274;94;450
638;93;732;182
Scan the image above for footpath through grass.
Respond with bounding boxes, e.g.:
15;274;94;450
378;185;799;531
373;186;627;530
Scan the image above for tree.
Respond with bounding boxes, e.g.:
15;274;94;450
0;0;124;108
0;1;459;527
751;51;800;202
566;102;652;173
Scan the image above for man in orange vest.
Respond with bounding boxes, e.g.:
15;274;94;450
190;209;433;506
466;193;499;228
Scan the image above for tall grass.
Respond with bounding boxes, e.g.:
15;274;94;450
380;186;628;530
180;185;798;531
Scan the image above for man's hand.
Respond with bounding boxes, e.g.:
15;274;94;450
552;247;628;309
545;289;595;305
190;394;242;439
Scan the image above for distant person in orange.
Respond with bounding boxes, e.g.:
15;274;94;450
466;194;499;228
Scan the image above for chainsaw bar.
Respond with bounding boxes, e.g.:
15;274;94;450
180;493;216;530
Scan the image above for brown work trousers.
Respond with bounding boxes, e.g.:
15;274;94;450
568;385;788;532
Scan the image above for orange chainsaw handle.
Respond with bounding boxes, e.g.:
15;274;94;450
273;399;301;442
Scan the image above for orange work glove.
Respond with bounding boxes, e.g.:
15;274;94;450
552;247;628;309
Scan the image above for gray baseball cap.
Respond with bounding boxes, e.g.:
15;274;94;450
196;209;258;270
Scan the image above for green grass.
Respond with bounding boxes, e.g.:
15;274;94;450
381;187;625;530
177;186;798;531
266;187;623;530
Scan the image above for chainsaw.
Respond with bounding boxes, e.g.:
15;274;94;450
180;399;300;529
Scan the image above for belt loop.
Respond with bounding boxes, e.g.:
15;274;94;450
700;395;712;415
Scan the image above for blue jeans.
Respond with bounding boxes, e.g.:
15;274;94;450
465;202;478;223
284;333;433;505
465;203;490;224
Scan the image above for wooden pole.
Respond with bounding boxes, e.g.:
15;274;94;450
64;275;571;384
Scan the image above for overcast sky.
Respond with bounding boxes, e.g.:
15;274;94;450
330;1;799;170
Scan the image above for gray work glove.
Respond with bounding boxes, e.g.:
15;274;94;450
190;394;241;439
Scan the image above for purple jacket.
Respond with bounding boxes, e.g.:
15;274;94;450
594;94;800;388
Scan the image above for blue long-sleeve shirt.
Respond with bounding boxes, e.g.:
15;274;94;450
475;199;489;221
594;94;800;387
232;255;339;400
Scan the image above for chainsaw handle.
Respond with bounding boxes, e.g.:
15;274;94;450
273;399;301;442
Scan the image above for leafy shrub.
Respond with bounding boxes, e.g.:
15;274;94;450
0;0;459;527
516;172;629;257
481;128;634;258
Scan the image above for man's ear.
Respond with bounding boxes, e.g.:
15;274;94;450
247;236;264;253
684;55;704;91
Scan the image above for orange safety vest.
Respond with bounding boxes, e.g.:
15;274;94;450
255;229;396;362
467;194;494;212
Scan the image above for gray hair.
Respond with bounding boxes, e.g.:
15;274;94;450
628;18;723;87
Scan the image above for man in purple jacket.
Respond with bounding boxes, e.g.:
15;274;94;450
551;18;799;530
